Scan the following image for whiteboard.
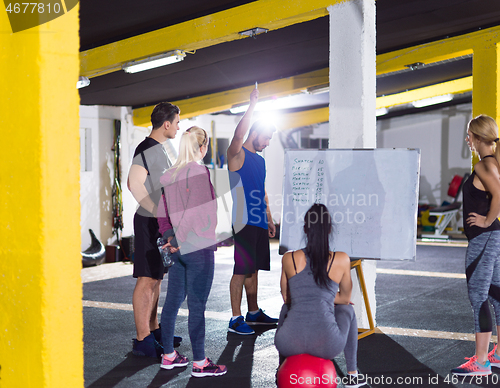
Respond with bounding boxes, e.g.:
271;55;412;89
279;149;421;261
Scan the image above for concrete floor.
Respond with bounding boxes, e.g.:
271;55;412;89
83;241;500;388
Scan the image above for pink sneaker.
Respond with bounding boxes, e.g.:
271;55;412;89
451;355;491;376
160;351;189;370
488;344;500;368
191;358;227;377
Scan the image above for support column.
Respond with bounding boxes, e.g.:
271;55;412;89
328;0;377;330
328;0;376;149
0;7;82;388
471;41;500;164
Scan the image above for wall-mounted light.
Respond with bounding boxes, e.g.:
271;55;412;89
239;27;268;39
122;50;186;74
77;76;90;89
411;94;453;108
405;62;425;71
306;84;329;95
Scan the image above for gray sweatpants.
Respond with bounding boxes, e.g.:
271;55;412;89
275;303;358;371
465;230;500;333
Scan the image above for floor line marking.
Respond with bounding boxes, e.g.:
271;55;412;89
376;268;466;279
82;300;232;320
377;326;497;343
82;264;467;283
83;300;495;343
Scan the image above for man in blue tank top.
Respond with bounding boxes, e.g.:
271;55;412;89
227;87;279;335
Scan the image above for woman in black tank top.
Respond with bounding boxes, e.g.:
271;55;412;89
451;115;500;376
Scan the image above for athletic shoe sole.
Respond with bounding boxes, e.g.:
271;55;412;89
160;361;189;370
228;327;255;335
191;370;227;377
246;320;278;325
451;371;491;376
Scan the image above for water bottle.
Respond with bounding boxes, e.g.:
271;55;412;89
157;237;174;268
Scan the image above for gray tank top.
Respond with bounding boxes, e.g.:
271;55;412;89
287;252;339;317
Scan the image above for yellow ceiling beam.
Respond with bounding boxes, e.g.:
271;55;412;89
133;68;329;126
80;0;345;78
377;25;500;76
133;25;500;126
278;107;329;131
376;76;472;109
134;75;472;129
134;75;473;128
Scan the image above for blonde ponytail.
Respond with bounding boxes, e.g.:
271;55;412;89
169;126;208;180
494;137;500;167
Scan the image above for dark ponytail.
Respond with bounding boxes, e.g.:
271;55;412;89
303;203;333;289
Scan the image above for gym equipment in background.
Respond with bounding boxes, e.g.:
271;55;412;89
81;229;106;267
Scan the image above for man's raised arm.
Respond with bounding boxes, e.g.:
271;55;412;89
227;88;259;168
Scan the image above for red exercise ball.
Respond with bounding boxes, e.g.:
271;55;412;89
277;354;337;388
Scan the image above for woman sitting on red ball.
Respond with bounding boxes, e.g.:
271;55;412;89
274;203;366;388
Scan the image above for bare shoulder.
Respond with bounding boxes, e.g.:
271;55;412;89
282;250;293;264
283;249;305;262
483;157;500;176
475;158;500;181
282;249;306;273
333;251;351;266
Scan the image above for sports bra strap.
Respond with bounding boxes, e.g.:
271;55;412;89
291;251;297;274
327;252;336;273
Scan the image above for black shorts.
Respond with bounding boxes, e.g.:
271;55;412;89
233;224;270;275
133;212;165;279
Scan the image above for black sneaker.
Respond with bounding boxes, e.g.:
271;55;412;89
345;372;368;388
132;333;163;358
151;327;182;348
245;309;278;325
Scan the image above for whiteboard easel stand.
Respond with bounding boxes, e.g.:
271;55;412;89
351;259;375;339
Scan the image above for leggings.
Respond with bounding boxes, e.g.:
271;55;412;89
161;249;214;360
275;303;358;371
465;231;500;333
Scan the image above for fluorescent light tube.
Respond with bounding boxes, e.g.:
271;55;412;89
229;99;278;114
411;94;453;108
230;104;249;114
123;50;186;74
230;95;305;114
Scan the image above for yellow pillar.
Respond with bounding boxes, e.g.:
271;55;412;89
471;40;500;165
0;6;82;388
